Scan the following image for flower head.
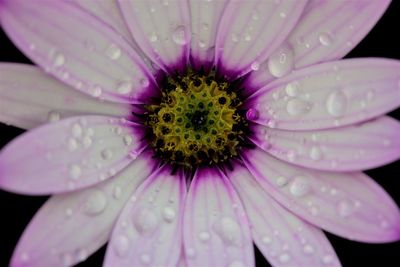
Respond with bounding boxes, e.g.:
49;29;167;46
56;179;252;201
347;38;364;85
0;0;399;267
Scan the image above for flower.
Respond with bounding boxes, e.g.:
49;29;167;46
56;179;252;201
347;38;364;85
0;0;399;267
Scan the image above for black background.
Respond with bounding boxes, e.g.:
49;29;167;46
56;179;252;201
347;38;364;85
0;2;399;267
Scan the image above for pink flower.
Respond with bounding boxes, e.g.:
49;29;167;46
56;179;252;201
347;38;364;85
0;1;399;267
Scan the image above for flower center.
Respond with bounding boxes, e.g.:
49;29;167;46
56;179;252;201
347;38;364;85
145;70;248;169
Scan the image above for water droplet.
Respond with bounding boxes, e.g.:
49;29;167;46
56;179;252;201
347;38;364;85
113;186;122;199
84;190;107;215
69;164;82;180
285;82;300;97
246;108;259;120
279;253;291;263
185;247;196;258
214;217;241;246
286;99;311;116
140;78;150;87
198;231;211;242
322;254;334;264
244;33;252;42
309;146;322;161
48;111;61;122
67;138;78;152
261;235;272;245
268;44;294;78
77;249;88;261
251;61;260;71
231;33;239;43
336;200;353;218
276;176;288;187
61;252;73;266
123;135;133;146
71;123;83;138
133;209;159;234
101;149;113;160
82;136;92;148
51;51;66;67
229;261;246;267
116;80;132;95
89;85;102;97
319;32;333;46
20;252;30;263
172;25;187;45
140;253;151;265
149;32;158;42
289;177;310;197
326;90;347;117
113;235;130;257
106;43;122;60
162;206;176;223
303;244;314;254
279;12;287;18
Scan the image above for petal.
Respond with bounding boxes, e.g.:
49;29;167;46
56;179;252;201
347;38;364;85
251;116;400;171
246;0;391;90
247;58;400;130
189;0;228;71
183;168;254;267
104;166;186;267
0;0;158;103
0;116;146;195
215;0;307;78
243;148;400;243
118;0;191;73
10;151;157;267
0;63;132;130
230;164;341;267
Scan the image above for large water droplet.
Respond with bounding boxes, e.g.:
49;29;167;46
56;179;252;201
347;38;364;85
84;190;108;215
172;25;187;45
162;206;176;223
116;80;132;95
51;51;66;67
113;235;130;257
214;217;241;246
319;32;333;46
133;209;159;234
69;164;82;180
106;43;122;60
289;177;310;197
285;82;300;97
326;90;347;117
286;99;311;116
268;44;294;78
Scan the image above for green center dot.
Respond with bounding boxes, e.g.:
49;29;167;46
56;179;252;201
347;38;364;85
145;70;248;169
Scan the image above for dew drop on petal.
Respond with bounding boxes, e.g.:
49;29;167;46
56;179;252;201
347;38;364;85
113;186;122;199
286;99;311;116
51;51;66;67
149;32;158;42
326;90;347;117
322;254;334;265
61;252;73;266
303;244;315;254
48;111;61;122
246;108;259;120
309;146;322;161
67;138;78;152
71;123;83;138
116;80;133;95
133;209;159;234
251;61;260;71
185;247;196;258
84;190;108;216
162;206;176;223
113;235;130;257
214;217;241;246
69;164;82;180
140;253;151;265
101;148;113;160
319;32;333;46
89;85;102;97
268;44;294;78
172;25;187;45
279;253;291;263
261;235;272;245
276;176;288;187
106;43;122;60
198;231;211;242
336;200;354;218
289;177;310;197
123;135;133;146
140;78;150;88
285;82;300;97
